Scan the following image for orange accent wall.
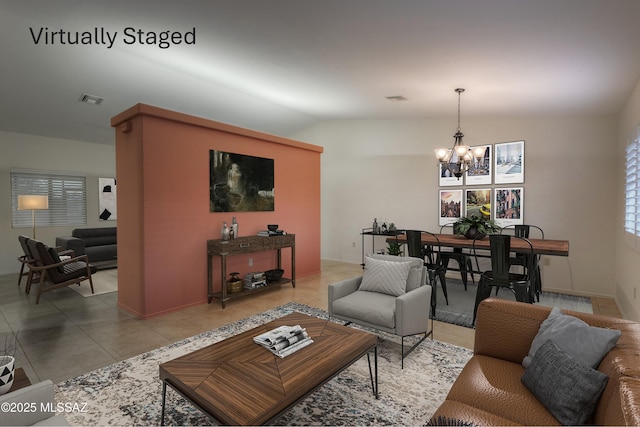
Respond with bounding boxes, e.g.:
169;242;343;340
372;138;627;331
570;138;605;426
111;104;323;318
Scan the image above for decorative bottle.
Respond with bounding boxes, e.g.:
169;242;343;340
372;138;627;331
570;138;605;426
231;217;239;239
372;218;379;234
221;221;230;240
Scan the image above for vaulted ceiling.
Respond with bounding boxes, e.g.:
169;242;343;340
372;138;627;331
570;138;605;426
1;0;640;145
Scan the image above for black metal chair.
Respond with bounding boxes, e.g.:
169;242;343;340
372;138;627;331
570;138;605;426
439;224;475;290
501;224;544;301
472;234;534;324
399;230;447;318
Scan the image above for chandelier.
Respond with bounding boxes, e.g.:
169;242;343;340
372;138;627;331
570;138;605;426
434;88;485;179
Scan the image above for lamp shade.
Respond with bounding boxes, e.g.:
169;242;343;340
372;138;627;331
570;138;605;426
18;195;49;210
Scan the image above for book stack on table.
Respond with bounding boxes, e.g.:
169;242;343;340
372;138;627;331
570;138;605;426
253;325;313;358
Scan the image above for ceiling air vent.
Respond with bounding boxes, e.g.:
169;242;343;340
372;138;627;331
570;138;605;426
78;93;104;105
385;95;408;102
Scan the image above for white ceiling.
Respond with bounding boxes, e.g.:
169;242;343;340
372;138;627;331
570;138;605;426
1;0;640;145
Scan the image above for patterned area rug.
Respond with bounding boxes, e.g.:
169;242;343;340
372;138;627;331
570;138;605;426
55;302;472;426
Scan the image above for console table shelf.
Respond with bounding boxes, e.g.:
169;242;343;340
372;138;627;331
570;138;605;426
207;234;295;308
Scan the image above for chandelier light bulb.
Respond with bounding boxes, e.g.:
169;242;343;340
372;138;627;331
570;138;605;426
472;146;486;159
434;148;449;161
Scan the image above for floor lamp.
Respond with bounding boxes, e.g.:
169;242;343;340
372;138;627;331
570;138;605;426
18;195;49;239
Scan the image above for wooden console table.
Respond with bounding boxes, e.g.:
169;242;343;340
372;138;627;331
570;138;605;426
207;234;295;308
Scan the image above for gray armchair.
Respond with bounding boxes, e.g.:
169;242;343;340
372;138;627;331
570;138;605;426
328;254;433;368
0;380;69;426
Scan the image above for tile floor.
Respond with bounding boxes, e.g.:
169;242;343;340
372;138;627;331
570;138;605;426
0;260;620;385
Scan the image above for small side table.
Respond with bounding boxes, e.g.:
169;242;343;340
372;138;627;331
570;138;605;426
360;227;404;266
9;368;31;393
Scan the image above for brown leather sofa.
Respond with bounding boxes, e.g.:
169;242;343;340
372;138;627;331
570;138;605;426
431;298;640;426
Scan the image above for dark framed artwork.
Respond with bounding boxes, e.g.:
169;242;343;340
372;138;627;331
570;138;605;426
439;150;464;187
494;140;525;184
465;188;492;220
210;150;275;212
439;189;463;226
494;187;524;227
465;145;492;186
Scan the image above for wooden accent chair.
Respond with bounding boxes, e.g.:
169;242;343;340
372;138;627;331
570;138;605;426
17;235;36;293
26;238;97;304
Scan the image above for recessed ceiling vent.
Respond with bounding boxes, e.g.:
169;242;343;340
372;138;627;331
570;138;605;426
385;95;408;102
78;93;104;105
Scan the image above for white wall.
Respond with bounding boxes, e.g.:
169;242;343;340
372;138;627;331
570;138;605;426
0;131;116;275
616;77;640;321
293;115;619;298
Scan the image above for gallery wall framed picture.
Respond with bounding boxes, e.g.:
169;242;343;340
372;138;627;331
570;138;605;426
494;140;525;184
465;145;492;186
438;150;464;187
494;187;524;227
439;189;463;226
465;188;492;219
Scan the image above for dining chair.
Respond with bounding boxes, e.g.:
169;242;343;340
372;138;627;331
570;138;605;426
438;224;475;290
400;230;448;311
472;234;534;324
501;224;544;301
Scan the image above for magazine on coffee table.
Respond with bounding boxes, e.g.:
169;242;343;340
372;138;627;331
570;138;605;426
253;324;313;358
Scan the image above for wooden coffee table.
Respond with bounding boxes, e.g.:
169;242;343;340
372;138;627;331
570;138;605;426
159;312;378;425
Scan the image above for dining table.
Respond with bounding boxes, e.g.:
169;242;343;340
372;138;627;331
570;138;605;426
390;232;569;257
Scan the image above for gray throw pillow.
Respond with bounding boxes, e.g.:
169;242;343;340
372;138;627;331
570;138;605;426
522;307;621;369
521;340;609;425
359;256;411;297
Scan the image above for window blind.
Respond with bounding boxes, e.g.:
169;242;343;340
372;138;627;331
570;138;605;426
625;136;640;239
11;170;87;228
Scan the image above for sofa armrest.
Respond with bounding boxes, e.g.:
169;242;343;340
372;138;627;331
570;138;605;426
396;284;432;336
328;276;363;317
474;298;554;363
55;236;85;257
0;380;57;426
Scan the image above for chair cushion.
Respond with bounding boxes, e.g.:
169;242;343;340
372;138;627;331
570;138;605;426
522;307;621;369
359;256;412;296
331;290;396;329
521;340;609;425
47;247;65;273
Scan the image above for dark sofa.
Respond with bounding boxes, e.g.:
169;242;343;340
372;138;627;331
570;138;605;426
56;227;117;269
